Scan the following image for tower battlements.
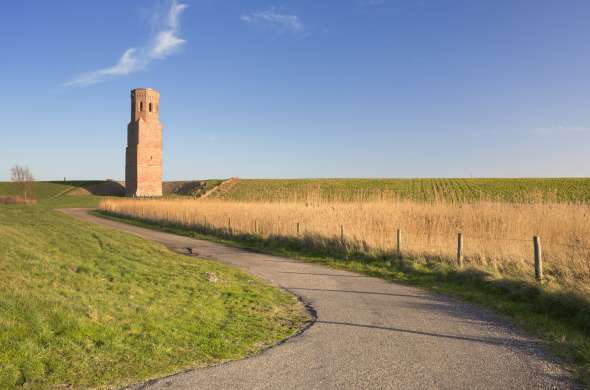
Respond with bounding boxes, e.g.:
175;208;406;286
125;88;163;197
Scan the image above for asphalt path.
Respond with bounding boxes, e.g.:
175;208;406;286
62;209;579;390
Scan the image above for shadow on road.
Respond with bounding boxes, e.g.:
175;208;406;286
288;286;428;299
317;320;534;348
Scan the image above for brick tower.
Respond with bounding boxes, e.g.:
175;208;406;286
125;88;163;197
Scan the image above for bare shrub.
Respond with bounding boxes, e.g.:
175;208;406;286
10;165;35;200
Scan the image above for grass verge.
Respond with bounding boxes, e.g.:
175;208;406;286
0;206;308;389
96;210;590;385
38;195;103;209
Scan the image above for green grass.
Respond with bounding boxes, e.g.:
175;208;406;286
97;211;590;385
0;181;82;199
0;180;123;208
0;181;122;201
0;205;308;389
0;180;225;207
214;178;590;203
4;178;590;205
37;195;104;209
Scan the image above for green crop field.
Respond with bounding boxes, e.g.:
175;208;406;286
211;178;590;203
0;205;307;388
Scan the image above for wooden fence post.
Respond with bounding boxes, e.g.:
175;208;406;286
396;229;402;256
340;225;344;242
254;219;257;234
457;233;464;268
296;222;300;237
228;217;231;234
534;236;543;281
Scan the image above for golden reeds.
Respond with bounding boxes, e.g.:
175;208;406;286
100;198;590;285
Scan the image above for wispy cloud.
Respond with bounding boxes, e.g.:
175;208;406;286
65;49;142;87
150;30;186;59
241;8;304;34
65;0;187;87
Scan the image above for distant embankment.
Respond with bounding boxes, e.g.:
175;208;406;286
4;178;587;204
206;178;590;204
0;180;125;199
0;180;225;200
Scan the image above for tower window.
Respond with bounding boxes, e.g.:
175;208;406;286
149;103;153;112
140;102;143;111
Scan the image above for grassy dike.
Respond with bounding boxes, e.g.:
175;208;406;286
0;205;309;389
97;210;590;385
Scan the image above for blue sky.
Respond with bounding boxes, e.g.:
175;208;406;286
1;0;589;180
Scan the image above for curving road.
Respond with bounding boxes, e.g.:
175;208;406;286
62;209;578;389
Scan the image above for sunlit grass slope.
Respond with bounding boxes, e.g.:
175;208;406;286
0;180;124;204
36;195;104;209
0;181;80;199
0;205;307;389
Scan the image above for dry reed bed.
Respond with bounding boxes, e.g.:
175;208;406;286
100;198;590;284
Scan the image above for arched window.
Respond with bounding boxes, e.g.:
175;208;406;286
149;103;153;112
140;102;143;111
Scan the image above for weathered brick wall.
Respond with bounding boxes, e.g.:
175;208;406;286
125;88;163;197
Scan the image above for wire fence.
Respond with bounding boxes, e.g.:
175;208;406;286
101;198;590;285
181;216;590;284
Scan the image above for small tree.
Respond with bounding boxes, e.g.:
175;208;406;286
10;165;35;200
